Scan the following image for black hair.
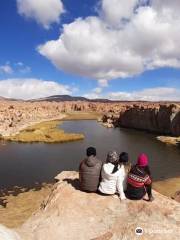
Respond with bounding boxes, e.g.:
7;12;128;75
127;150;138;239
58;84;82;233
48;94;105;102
143;165;151;176
119;152;129;163
111;161;119;174
112;152;130;174
86;147;96;157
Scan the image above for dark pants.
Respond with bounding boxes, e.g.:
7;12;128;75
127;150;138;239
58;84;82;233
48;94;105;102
126;184;152;200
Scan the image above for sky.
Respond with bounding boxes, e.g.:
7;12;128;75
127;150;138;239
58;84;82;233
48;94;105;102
0;0;180;101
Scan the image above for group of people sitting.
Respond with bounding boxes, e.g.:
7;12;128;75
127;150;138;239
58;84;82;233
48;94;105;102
79;147;154;201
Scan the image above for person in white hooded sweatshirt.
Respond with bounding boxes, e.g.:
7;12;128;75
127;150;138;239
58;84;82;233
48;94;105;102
98;151;130;200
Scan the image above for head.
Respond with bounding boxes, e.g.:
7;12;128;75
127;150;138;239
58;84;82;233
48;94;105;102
86;147;96;157
119;152;129;165
137;153;148;167
106;151;119;164
119;152;131;174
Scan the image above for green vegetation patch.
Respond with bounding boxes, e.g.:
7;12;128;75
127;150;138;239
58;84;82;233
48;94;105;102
3;121;84;143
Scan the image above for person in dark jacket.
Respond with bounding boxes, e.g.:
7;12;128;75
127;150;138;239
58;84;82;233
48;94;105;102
126;153;154;201
79;147;102;192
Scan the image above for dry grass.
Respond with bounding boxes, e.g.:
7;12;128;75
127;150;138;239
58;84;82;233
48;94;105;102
153;177;180;198
0;184;52;228
3;121;84;143
63;111;103;120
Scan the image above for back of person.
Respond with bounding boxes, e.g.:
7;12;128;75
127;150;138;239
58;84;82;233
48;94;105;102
126;153;153;201
99;162;125;194
99;151;129;200
79;147;102;192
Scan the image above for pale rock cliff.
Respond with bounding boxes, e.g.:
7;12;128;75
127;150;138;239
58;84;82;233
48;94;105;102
118;104;180;136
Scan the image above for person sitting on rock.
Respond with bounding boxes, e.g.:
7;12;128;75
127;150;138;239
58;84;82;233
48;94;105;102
79;147;102;192
126;153;154;201
98;151;130;200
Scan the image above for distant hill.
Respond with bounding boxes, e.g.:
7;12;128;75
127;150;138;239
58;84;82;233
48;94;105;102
29;95;112;103
0;95;179;103
0;96;20;101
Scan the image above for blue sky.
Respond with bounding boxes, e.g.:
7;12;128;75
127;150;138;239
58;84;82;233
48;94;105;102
0;0;180;100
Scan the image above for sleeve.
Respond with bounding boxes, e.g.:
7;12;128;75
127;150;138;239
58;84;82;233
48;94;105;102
144;174;152;198
79;160;84;183
116;171;126;200
144;175;152;185
79;160;83;171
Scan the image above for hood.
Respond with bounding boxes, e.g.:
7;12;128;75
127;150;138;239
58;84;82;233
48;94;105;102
103;163;123;177
85;156;98;167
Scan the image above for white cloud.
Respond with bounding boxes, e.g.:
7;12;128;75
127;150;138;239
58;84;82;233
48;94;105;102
84;87;180;101
19;66;31;74
0;65;13;74
0;62;31;75
98;79;108;87
16;62;24;66
83;93;99;99
38;0;180;84
17;0;64;29
83;87;103;99
101;0;137;26
93;87;102;94
15;62;31;73
108;87;180;101
0;79;71;100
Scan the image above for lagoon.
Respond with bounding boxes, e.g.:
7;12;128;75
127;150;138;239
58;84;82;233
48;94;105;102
0;120;179;191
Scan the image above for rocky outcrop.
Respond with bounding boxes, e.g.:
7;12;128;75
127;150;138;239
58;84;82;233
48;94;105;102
118;104;180;136
11;171;179;240
102;103;180;137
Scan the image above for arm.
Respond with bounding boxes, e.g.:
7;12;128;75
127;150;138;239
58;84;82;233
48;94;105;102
144;175;153;199
79;160;84;183
117;173;126;200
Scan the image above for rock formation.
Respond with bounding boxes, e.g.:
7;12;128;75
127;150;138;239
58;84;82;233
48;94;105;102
102;103;180;137
0;99;179;138
8;171;178;240
118;104;180;136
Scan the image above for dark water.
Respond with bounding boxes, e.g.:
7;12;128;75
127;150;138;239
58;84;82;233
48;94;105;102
0;120;179;191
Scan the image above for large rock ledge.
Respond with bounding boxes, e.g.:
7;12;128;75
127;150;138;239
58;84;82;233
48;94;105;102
0;171;174;240
0;171;179;239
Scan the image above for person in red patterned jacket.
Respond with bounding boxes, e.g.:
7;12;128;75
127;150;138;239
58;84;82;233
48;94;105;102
126;153;154;201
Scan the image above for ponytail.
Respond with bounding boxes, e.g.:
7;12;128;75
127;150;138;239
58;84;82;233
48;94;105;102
111;162;119;174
